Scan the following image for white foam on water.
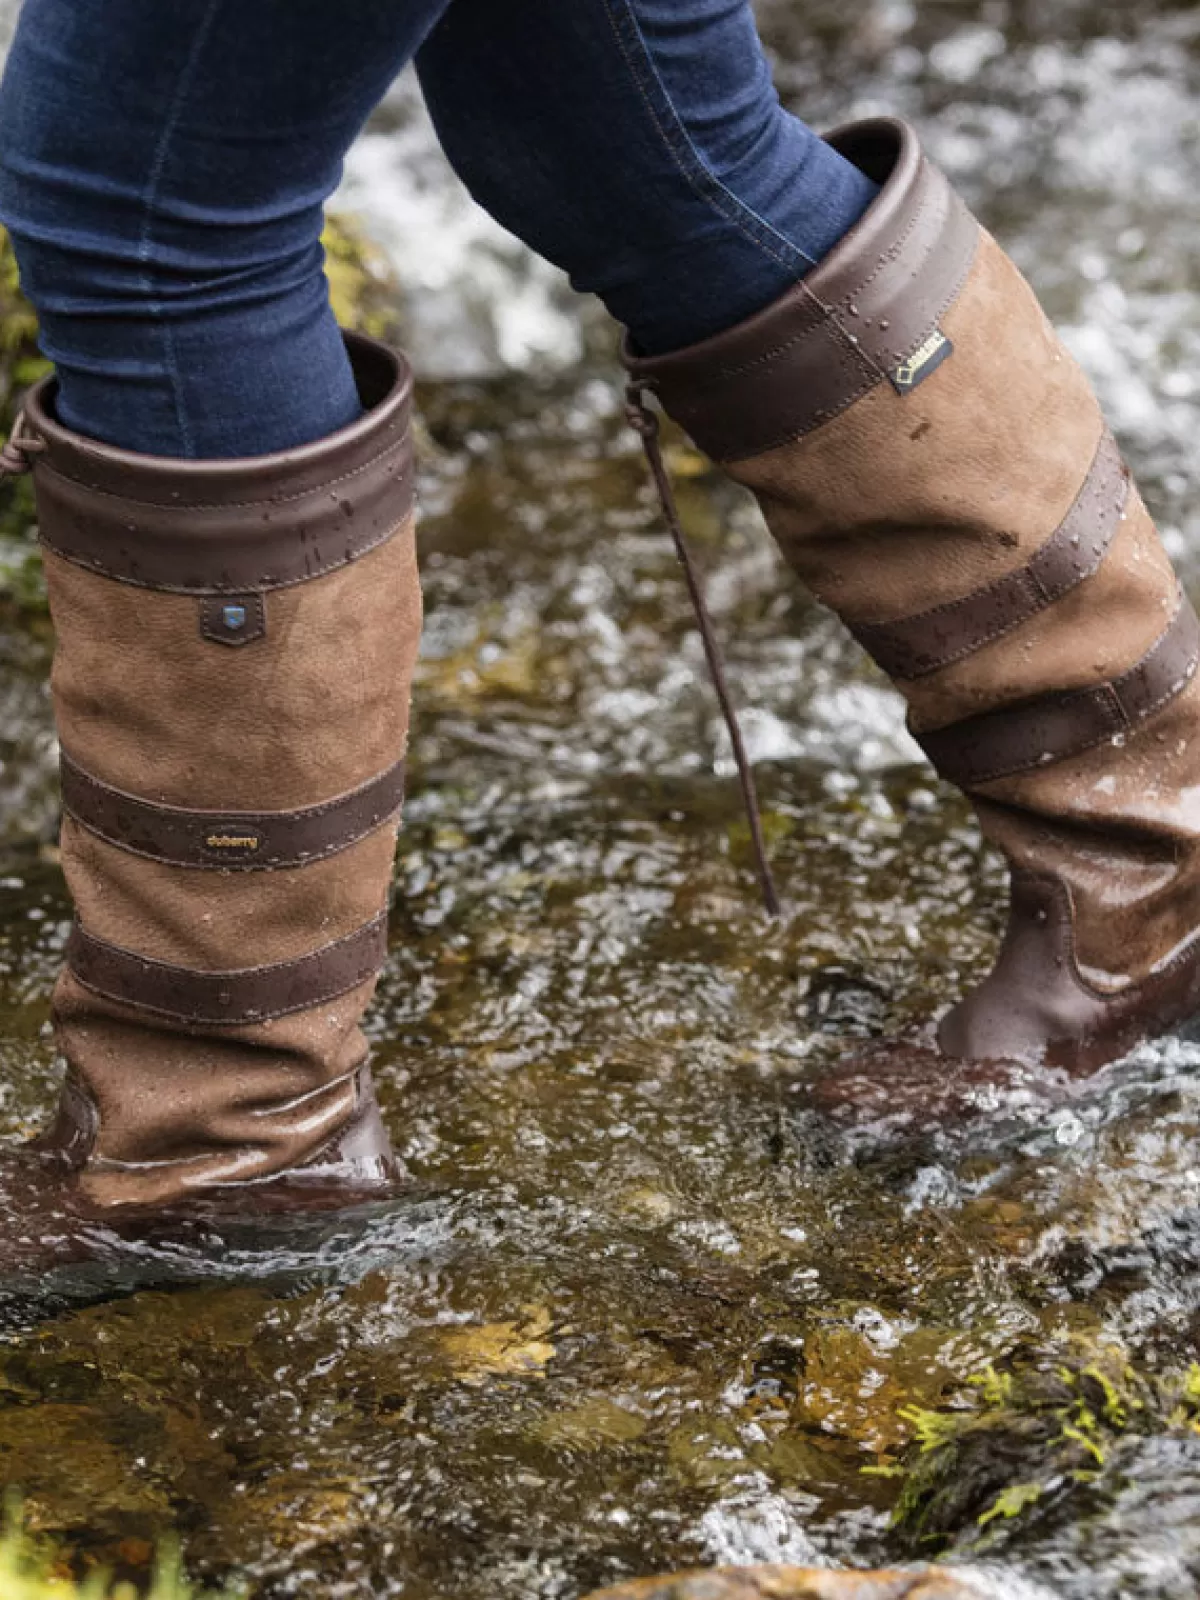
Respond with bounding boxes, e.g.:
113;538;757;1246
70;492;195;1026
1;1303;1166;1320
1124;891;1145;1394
696;1478;828;1568
336;72;580;379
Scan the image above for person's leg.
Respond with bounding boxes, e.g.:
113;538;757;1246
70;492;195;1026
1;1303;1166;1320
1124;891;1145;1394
416;0;877;356
0;0;447;457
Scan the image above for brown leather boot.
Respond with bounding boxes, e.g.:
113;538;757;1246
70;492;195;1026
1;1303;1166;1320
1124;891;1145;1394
6;332;420;1211
626;118;1200;1074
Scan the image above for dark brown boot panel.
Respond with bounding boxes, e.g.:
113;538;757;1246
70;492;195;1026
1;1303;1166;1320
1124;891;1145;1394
938;873;1200;1071
40;1056;398;1215
51;970;398;1210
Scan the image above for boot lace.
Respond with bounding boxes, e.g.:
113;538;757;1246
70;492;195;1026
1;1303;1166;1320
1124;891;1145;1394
0;410;45;481
626;379;781;918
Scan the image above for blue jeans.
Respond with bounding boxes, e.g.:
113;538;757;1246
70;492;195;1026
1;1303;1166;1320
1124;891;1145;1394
0;0;876;459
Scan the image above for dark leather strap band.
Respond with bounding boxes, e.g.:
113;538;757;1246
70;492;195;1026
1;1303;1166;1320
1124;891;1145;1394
66;913;389;1026
625;121;980;463
918;595;1200;788
853;429;1129;680
27;333;415;594
60;754;406;870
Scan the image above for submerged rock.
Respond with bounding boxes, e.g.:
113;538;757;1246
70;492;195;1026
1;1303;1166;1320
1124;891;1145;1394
581;1563;1027;1598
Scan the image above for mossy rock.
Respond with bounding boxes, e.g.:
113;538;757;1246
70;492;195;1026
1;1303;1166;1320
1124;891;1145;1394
320;211;403;345
886;1336;1200;1559
0;225;49;597
0;214;401;612
0;1516;239;1600
0;225;48;430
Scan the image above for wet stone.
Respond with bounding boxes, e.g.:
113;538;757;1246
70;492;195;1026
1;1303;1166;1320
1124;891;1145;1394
582;1566;998;1599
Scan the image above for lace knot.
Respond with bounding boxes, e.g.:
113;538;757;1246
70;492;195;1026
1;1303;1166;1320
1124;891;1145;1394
623;381;661;442
0;410;46;481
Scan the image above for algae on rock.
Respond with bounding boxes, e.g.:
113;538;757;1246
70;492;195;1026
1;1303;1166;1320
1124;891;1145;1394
0;225;49;603
887;1337;1200;1560
0;1513;240;1600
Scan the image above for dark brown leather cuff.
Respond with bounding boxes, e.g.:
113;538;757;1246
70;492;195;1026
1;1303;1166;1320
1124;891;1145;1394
25;332;414;594
60;752;407;870
624;118;980;462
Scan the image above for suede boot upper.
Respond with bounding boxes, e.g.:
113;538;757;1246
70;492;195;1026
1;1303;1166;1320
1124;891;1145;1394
627;119;1200;1070
21;333;421;1207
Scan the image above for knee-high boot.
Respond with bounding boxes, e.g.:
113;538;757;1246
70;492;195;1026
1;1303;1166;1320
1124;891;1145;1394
5;332;420;1208
626;120;1200;1071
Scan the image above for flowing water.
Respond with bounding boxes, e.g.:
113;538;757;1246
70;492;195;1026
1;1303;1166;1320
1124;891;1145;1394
1;2;1200;1597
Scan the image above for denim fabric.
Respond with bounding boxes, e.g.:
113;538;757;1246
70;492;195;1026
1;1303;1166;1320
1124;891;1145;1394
417;0;876;354
0;0;876;459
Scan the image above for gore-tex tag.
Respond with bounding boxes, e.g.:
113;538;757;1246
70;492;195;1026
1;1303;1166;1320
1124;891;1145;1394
890;329;954;394
199;593;266;648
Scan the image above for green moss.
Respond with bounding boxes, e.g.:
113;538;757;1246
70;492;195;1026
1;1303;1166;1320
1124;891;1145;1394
320;213;402;345
884;1338;1200;1557
0;227;49;426
976;1481;1043;1529
0;1508;240;1600
0;226;50;604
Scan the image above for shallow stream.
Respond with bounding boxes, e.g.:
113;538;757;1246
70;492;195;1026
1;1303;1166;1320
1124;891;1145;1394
0;3;1199;1597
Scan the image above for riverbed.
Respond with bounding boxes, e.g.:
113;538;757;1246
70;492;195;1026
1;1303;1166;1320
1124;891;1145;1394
0;3;1198;1597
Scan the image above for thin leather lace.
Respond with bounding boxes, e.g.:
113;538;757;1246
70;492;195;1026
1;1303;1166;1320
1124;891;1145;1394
625;379;781;918
0;409;45;480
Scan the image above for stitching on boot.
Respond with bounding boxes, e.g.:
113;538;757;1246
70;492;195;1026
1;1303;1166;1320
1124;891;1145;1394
831;163;941;312
1027;866;1200;1006
65;912;389;1027
721;217;980;458
852;429;1127;678
40;509;413;597
60;751;407;871
84;1068;362;1177
919;595;1199;786
699;160;951;384
34;428;411;512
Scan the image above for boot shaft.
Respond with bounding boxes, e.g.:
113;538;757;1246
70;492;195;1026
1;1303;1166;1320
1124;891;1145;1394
626;119;1200;1067
20;333;421;1207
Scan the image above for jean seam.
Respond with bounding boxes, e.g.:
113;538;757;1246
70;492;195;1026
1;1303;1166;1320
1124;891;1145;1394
597;0;815;279
136;0;225;459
